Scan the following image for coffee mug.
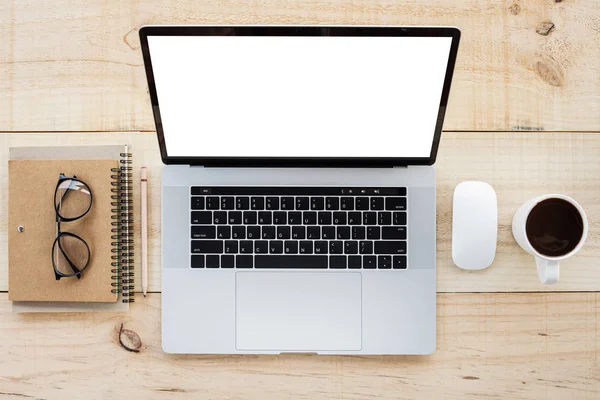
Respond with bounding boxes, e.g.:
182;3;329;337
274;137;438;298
512;194;587;284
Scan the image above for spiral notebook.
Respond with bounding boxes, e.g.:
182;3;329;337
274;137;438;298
8;145;134;309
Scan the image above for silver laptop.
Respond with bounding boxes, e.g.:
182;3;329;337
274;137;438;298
140;26;460;354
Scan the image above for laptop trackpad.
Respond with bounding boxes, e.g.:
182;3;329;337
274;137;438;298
236;272;362;352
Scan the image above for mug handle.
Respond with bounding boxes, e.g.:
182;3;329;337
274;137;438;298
535;257;559;284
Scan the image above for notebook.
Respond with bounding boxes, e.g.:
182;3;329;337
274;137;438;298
8;146;134;304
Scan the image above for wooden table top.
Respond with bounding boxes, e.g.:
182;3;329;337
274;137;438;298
1;1;600;398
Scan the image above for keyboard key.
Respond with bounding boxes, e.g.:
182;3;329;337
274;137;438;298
228;211;242;224
251;197;265;210
306;226;320;239
206;255;220;268
348;212;361;225
236;197;250;210
374;241;407;255
262;226;276;239
382;227;407;240
393;212;407;225
318;211;332;225
386;197;407;211
236;255;253;268
281;197;294;210
326;197;339;210
258;211;272;225
378;212;392;225
371;197;384;210
247;226;260;239
192;187;211;195
191;197;205;210
352;226;366;240
367;226;380;240
255;255;327;269
191;211;212;225
243;211;257;225
363;255;377;269
303;211;317;225
206;196;219;210
330;241;343;254
344;241;359;254
255;240;268;254
292;226;306;239
333;212;347;225
270;240;284;254
213;211;227;225
284;241;299;254
378;255;392;269
341;197;354;210
191;255;204;268
217;226;231;239
360;241;373;254
355;197;369;210
277;226;291;239
314;241;328;254
311;197;325;210
273;212;287;225
221;255;234;268
393;256;407;269
348;255;361;269
299;241;313;254
240;240;253;253
330;255;347;269
191;226;215;239
337;226;351;239
363;212;376;225
232;226;245;239
288;211;302;225
322;226;335;239
296;197;310;210
221;196;235;210
266;197;279;210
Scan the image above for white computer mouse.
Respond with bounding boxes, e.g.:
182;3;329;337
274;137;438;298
452;181;497;270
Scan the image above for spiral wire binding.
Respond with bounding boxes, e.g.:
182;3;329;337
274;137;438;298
110;145;135;303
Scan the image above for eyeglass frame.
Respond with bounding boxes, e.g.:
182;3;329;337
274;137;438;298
51;173;93;280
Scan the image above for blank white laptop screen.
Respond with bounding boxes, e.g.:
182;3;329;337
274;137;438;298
147;35;453;158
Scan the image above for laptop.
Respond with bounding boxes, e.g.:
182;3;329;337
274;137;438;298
140;26;460;354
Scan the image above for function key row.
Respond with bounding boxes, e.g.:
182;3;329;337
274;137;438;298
192;187;406;196
191;254;407;269
192;196;406;211
191;211;407;226
192;225;407;240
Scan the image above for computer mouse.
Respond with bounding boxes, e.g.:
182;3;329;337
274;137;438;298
452;181;497;270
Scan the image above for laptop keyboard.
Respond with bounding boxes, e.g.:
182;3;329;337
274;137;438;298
190;187;407;270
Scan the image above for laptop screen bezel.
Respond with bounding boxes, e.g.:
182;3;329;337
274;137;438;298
139;26;461;167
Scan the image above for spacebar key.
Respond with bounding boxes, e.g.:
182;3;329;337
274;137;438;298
255;255;328;269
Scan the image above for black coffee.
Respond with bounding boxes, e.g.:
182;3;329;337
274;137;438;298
525;198;584;257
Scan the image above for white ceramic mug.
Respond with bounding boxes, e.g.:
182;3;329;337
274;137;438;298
512;194;588;284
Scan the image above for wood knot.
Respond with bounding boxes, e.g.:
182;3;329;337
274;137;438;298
123;28;140;51
536;21;555;36
535;60;564;86
509;3;521;15
463;376;480;380
118;323;143;352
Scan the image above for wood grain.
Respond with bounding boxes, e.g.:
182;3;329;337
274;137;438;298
1;131;599;293
1;0;599;132
0;292;598;399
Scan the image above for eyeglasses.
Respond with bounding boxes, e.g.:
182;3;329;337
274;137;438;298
52;173;93;280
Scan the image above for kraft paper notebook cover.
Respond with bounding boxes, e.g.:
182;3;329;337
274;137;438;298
8;147;134;304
